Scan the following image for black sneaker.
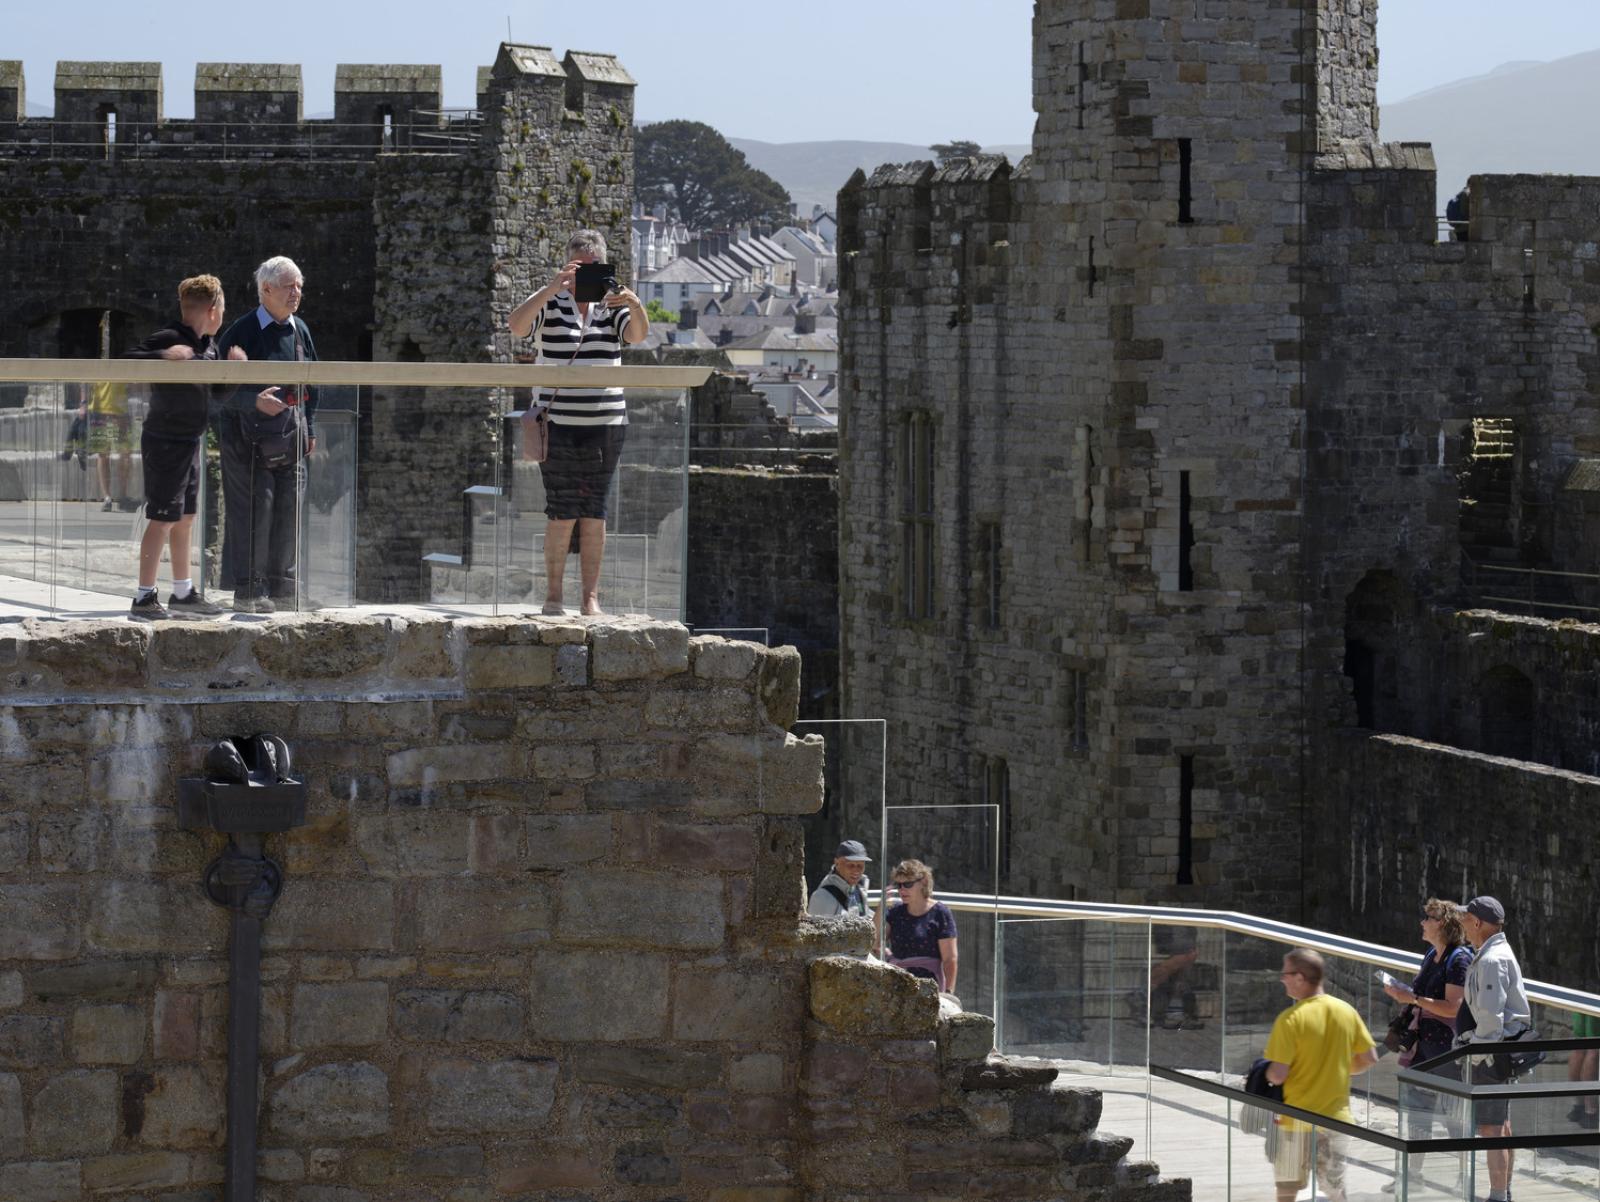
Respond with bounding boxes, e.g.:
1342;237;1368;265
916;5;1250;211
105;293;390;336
129;593;168;621
232;595;261;614
167;589;225;618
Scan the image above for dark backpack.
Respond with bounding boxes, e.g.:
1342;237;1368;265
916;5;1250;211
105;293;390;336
821;883;851;911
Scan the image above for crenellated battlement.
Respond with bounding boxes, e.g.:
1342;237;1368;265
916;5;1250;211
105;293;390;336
0;45;634;159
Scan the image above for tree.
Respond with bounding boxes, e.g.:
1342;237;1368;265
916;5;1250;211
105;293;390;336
644;299;679;324
635;120;792;229
931;139;983;163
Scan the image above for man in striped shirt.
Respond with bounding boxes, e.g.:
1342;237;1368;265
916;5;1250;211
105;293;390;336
508;230;650;616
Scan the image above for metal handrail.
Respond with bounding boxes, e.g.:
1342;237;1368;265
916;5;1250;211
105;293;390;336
1474;564;1600;584
0;359;712;389
1150;1064;1600;1154
913;890;1600;1019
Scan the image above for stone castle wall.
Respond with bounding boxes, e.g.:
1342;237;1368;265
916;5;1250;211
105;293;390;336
1310;729;1600;991
839;0;1600;923
0;614;1181;1202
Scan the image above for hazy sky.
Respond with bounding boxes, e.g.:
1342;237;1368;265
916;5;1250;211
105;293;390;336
8;1;1600;144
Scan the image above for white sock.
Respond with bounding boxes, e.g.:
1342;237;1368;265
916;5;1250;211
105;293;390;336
171;579;194;599
135;585;157;602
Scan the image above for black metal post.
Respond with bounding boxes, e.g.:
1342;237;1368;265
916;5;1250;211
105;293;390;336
179;736;304;1202
204;833;284;1202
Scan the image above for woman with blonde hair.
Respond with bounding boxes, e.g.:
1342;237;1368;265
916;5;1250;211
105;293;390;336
884;859;958;994
1382;897;1473;1066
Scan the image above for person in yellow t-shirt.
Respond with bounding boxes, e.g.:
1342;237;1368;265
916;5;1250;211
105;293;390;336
86;378;134;510
1263;948;1378;1202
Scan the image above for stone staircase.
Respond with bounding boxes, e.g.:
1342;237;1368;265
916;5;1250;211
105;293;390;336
805;951;1192;1201
1458;416;1520;569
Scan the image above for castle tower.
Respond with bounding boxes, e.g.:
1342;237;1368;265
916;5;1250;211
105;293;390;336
840;0;1393;914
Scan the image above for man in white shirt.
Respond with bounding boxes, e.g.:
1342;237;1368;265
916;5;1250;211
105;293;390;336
1457;895;1531;1202
807;840;871;917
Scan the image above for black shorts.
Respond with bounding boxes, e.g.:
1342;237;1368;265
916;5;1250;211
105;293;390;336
1469;1060;1510;1126
141;431;201;523
541;422;626;521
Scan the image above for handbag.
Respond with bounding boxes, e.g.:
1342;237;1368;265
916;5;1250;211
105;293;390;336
1493;1025;1546;1080
1384;1004;1420;1054
523;398;551;463
255;421;304;471
1240;1057;1283;1138
253;320;307;471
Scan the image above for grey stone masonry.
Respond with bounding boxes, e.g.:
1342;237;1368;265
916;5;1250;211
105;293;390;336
0;62;23;123
839;0;1600;929
0;613;1180;1201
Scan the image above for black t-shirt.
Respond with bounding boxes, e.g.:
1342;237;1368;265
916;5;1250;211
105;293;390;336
1413;943;1473;1050
122;321;217;441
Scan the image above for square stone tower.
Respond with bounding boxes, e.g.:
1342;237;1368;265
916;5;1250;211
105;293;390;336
837;0;1476;915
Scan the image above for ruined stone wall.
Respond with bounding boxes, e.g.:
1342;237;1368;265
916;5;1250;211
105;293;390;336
1301;164;1600;749
0;614;1179;1202
1307;730;1600;992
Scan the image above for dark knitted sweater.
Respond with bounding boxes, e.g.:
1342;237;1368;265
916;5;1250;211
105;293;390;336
215;309;319;438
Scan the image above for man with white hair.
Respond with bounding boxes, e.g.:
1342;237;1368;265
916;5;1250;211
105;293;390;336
215;256;319;613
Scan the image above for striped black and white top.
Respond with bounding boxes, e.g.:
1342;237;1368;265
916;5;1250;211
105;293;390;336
531;291;632;426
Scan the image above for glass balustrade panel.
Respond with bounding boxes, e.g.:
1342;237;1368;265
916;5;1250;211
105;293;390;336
996;917;1131;1076
498;386;688;620
793;719;887;935
1144;919;1226;1078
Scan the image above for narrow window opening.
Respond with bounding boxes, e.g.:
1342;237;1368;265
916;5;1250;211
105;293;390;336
917;416;934;615
564;73;585;114
379;106;395;150
1178;470;1194;591
1087;236;1097;297
1177;755;1194;886
1077;42;1087;130
981;522;1001;629
100;104;117;159
1177;138;1194;224
900;412;935;619
1068;669;1089;751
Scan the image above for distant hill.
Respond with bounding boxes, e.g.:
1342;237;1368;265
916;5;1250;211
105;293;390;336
728;138;1032;217
1381;50;1600;210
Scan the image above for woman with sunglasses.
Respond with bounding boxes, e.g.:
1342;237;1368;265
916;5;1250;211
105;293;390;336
885;859;958;994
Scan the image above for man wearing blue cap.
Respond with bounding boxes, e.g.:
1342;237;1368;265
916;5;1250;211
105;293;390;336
1458;895;1531;1202
808;840;871;917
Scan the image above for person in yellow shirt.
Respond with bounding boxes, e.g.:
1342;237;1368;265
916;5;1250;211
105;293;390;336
86;377;135;511
1264;948;1378;1202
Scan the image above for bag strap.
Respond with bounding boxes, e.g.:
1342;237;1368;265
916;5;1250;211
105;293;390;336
821;883;849;909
